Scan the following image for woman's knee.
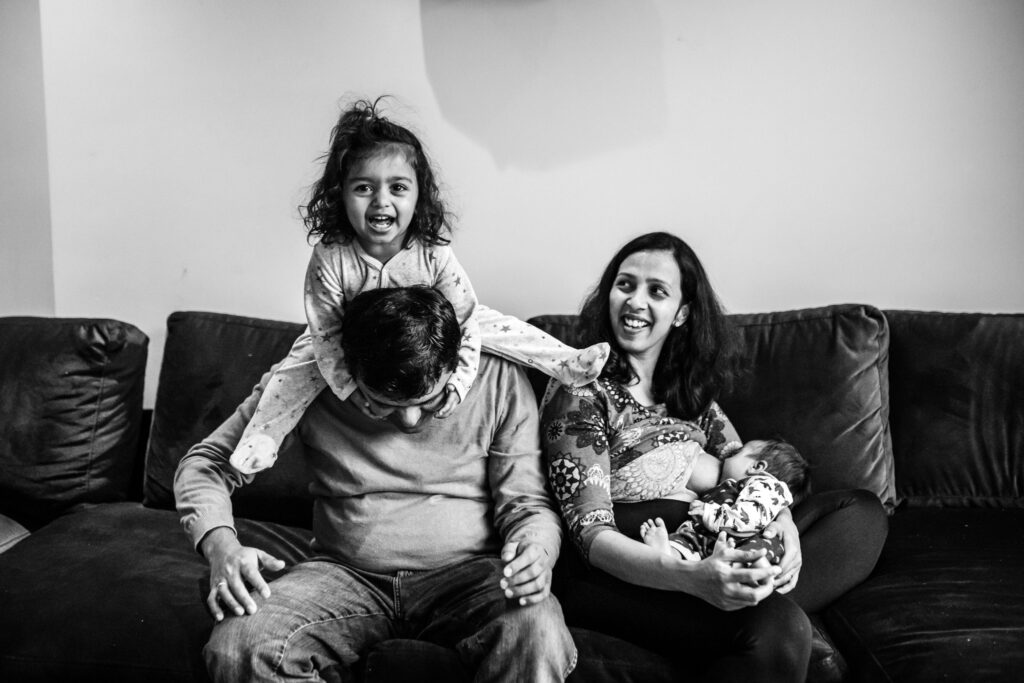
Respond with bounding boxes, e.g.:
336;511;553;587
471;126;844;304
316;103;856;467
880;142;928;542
739;597;812;679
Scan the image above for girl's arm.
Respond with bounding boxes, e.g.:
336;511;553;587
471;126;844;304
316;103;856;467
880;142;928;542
430;248;481;402
699;477;794;533
304;244;356;400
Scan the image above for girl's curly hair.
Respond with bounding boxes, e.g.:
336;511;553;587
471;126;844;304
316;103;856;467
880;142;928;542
302;97;451;247
578;231;740;420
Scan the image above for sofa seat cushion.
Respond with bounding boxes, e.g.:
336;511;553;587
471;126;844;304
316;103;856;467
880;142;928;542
0;317;148;529
823;507;1024;682
0;502;311;682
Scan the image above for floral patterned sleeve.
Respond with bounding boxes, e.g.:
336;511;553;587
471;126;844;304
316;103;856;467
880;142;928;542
698;400;743;459
540;381;616;563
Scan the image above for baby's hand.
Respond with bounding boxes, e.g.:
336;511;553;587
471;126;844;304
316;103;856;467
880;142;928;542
689;500;705;518
433;384;461;419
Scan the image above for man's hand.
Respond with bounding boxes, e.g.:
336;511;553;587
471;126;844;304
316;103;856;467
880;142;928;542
762;508;802;594
499;541;554;606
201;527;286;622
690;532;778;610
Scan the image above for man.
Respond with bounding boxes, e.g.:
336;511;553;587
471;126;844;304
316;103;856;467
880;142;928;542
173;286;575;682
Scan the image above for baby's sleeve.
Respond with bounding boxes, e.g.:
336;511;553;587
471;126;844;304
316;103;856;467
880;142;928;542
431;247;481;401
304;244;356;401
701;476;794;533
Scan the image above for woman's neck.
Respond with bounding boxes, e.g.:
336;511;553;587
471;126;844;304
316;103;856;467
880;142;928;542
625;352;659;406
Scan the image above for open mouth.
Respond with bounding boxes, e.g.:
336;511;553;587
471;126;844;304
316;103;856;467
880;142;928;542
621;315;650;330
367;214;395;230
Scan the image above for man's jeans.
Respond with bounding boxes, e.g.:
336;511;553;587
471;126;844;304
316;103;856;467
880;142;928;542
204;556;576;682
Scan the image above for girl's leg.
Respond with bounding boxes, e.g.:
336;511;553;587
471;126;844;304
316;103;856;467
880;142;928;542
231;329;327;474
475;306;609;387
787;488;889;613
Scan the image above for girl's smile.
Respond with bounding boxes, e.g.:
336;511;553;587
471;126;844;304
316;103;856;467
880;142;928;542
343;150;419;262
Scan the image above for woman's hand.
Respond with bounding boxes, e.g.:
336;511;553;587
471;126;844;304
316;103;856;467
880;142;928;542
690;532;779;610
762;508;802;594
201;527;286;622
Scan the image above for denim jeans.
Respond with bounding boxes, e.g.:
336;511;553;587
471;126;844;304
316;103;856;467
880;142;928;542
203;556;576;682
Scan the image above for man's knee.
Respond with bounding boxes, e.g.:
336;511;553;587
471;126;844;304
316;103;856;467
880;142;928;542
204;613;270;682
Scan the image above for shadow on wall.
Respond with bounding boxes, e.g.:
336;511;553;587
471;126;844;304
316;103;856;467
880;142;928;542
421;0;667;170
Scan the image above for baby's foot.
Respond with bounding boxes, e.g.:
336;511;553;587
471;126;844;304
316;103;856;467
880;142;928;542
229;433;278;474
561;342;610;387
640;517;674;558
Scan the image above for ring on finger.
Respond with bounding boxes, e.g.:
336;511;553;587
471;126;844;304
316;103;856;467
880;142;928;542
216;580;227;590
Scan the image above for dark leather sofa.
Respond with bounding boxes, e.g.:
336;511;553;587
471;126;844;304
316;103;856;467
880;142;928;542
1;305;1021;682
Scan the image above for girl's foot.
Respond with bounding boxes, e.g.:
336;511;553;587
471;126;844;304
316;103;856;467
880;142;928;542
229;434;278;474
561;342;610;387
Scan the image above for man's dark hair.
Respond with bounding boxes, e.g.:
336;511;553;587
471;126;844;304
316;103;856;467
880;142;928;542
341;286;461;401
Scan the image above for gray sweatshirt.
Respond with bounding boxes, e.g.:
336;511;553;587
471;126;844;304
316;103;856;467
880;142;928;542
174;354;562;573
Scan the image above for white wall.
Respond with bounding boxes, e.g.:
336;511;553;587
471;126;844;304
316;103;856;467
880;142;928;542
28;0;1024;406
0;0;54;316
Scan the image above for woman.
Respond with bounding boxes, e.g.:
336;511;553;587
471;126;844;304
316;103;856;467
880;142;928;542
541;232;887;682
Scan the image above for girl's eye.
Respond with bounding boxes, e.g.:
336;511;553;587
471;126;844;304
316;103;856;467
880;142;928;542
391;184;408;193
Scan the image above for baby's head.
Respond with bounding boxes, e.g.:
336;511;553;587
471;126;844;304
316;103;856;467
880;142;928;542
721;439;810;504
304;97;450;249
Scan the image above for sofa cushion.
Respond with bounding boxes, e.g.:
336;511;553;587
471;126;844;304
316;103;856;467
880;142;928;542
823;507;1024;682
529;304;896;508
144;311;314;527
885;310;1024;507
0;317;148;529
0;501;311;682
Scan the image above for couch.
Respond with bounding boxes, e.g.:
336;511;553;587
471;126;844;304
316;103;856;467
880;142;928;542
0;304;1021;682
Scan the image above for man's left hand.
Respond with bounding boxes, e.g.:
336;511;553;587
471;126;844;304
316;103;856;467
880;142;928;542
499;541;553;606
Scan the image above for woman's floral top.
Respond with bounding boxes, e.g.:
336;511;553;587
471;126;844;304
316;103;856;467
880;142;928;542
540;377;740;563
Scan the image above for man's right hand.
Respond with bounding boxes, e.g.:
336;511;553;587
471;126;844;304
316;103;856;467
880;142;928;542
691;532;778;611
201;527;286;622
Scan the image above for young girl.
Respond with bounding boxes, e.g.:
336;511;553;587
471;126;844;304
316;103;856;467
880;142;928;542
231;98;609;474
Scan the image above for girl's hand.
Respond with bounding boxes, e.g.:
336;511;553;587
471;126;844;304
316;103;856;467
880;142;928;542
352;387;386;420
433;384;461;419
762;508;802;593
688;500;705;518
691;532;777;610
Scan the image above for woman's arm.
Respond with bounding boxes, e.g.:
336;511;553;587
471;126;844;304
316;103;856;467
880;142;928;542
541;383;780;608
588;528;779;610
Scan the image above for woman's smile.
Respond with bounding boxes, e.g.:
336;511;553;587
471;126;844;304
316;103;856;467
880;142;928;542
609;249;686;358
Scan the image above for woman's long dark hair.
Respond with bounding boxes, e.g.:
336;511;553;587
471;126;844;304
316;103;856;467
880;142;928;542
578;231;739;419
302;97;451;248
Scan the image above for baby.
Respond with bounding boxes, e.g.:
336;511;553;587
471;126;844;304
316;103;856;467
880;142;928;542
641;439;810;567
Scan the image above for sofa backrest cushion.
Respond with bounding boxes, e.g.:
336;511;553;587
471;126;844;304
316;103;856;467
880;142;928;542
885;310;1024;507
0;317;148;529
529;304;896;509
144;312;313;527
